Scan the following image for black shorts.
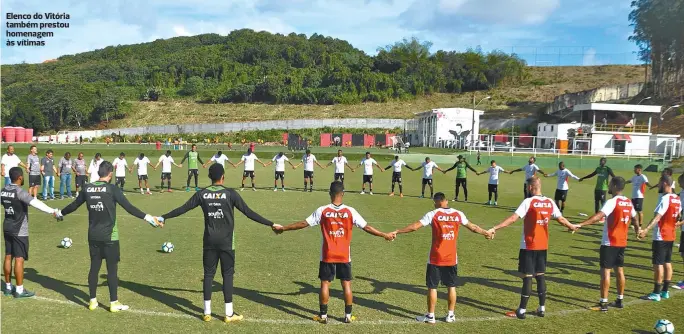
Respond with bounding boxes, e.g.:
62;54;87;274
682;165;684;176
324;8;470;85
29;175;41;187
304;171;314;179
599;245;625;268
456;178;467;188
188;169;199;177
422;178;433;185
243;171;255;178
161;173;172;180
594;190;607;202
334;173;345;182
631;198;644;212
392;172;402;183
4;234;29;261
138;175;148;181
652;240;674;265
76;175;87;187
203;248;235;276
488;184;498;193
116;177;125;185
363;175;373;184
554;189;568;202
89;241;120;263
425;264;457;289
518;249;547;274
275;171;285;180
319;261;352;282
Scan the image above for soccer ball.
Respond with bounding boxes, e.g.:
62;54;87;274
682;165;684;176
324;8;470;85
654;319;674;334
161;242;174;253
61;238;73;249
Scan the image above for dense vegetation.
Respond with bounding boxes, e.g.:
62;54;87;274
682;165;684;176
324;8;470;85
1;29;527;132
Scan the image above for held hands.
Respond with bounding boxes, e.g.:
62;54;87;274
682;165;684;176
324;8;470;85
384;231;397;241
272;224;284;234
568;224;580;233
53;209;64;221
637;228;648;240
144;215;164;228
486;228;496;239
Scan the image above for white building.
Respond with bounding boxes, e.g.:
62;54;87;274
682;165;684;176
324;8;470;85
407;108;485;148
536;122;590;150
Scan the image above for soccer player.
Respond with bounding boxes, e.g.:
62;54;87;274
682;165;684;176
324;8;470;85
384;155;411;197
544;162;580;213
264;152;295;191
574;177;638;312
204;151;234;169
410;157;443;199
272;181;394;324
294;149;325;192
638;175;682;301
508;157;544;199
160;164;278;323
477;160;506;205
88;153;104;183
476;151;482;165
673;173;684;291
649;167;677;201
327;150;354;185
41;149;59;200
56;162;162;312
155;150;181;193
579;157;615;216
234;149;265;191
112;153;129;192
74;152;87;197
2;167;58;298
390;192;491;323
133;153;155;195
487;176;577;319
625;164;651;227
26;146;41;199
2;145;26;187
180;144;204;192
443;155;477;202
359;152;383;195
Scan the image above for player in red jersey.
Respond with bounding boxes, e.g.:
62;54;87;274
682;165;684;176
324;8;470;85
390;192;491;323
487;176;577;319
575;177;638;311
638;175;682;301
273;181;394;324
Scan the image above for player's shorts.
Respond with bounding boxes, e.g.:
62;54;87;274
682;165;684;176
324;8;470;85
523;183;531;198
4;234;29;261
243;171;255;178
422;178;433;185
652;240;674;265
518;249;547;274
88;240;120;263
488;184;498;193
334;173;345;182
203;248;235;276
29;175;41;187
631;198;644;212
188;169;199;177
392;172;402;183
115;177;125;185
138;174;148;181
319;261;352;282
304;171;314;179
594;190;607;202
76;175;87;187
456;178;467;188
274;171;285;180
425;263;457;289
599;245;625;268
363;175;373;183
161;173;172;180
554;189;568;202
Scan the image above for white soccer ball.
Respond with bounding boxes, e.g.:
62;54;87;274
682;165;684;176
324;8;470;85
654;319;674;334
161;242;174;253
61;237;73;249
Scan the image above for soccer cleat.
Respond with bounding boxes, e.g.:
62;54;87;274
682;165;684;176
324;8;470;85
360;191;365;195
110;301;130;312
13;289;35;299
253;188;257;192
419;195;424;198
282;188;286;192
195;187;201;191
493;201;498;206
445;314;456;323
672;281;684;290
505;309;526;319
4;286;13;297
485;200;491;205
416;314;436;324
646;293;661;301
168;189;173;193
146;190;152;195
313;315;328;324
186;187;191;192
590;302;608;312
240;188;244;192
453;198;459;202
203;314;212;322
660;291;670;299
388;192;394;196
308;189;312;192
224;313;244;323
89;299;99;310
274;188;278;192
535;307;545;317
343;315;356;323
369;192;373;195
399;193;404;198
464;198;468;202
611;298;624;309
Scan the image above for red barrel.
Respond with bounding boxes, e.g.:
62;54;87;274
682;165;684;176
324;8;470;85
1;127;5;142
14;127;25;143
4;127;16;142
24;128;34;142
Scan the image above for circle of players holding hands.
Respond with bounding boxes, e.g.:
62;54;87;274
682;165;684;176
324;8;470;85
1;143;683;326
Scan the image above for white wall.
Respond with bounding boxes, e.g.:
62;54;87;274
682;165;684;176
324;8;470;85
626;135;650;156
591;133;614;155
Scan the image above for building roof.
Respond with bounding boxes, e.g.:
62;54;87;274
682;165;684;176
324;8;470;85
414;108;485;117
572;103;662;114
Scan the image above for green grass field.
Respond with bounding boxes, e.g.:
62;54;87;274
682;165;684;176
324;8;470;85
1;144;683;334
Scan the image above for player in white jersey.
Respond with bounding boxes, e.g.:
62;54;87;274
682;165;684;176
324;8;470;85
293;149;325;192
234;148;265;191
112;152;129;192
476;160;506;205
509;157;544;198
264;152;295;191
543;162;580;213
359;152;383;195
133;153;155;194
409;157;443;199
384;155;413;197
625;164;651;227
154;150;181;193
88;153;104;182
326;150;354;185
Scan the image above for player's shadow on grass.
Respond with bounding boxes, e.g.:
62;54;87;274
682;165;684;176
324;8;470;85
232;285;317;320
115;277;205;320
23;268;89;307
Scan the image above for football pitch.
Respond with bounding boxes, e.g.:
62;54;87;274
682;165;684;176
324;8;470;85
2;144;683;333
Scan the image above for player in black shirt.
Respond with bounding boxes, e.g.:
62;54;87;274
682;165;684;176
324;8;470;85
160;164;279;323
56;161;162;312
2;167;57;298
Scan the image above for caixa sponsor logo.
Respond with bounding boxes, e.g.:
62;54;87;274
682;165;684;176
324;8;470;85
441;230;455;240
1;191;15;198
329;228;345;237
87;187;107;192
89;202;104;211
208;209;224;219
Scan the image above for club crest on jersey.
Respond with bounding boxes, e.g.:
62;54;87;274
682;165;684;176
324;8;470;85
203;193;227;199
4;207;15;215
1;191;15;198
87;186;107;192
533;201;553;208
329;228;345;237
325;211;349;219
